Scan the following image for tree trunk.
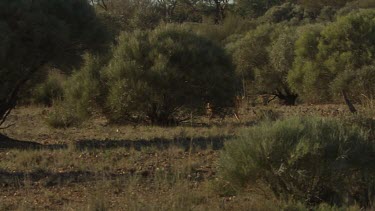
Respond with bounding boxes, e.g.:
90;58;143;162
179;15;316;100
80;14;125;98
214;0;221;24
0;100;16;128
342;90;357;113
278;94;298;106
0;82;23;127
275;88;298;106
0;63;45;127
147;103;177;126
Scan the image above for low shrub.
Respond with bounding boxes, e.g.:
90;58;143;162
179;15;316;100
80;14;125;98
62;54;104;119
32;70;66;106
47;54;105;128
360;95;375;119
46;101;83;128
219;117;375;207
253;108;281;122
343;114;375;142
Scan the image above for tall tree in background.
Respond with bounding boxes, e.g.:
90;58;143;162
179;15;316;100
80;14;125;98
297;0;354;10
156;0;178;22
203;0;230;23
234;0;287;18
0;0;109;127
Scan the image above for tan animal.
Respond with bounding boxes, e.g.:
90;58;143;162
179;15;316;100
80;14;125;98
206;96;243;121
206;102;214;120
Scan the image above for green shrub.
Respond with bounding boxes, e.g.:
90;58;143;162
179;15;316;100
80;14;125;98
103;25;237;125
49;26;237;127
32;70;65;106
253;108;281;122
48;54;106;128
219;117;375;207
62;54;104;119
288;10;375;103
343;113;375;141
360;95;375;119
228;23;298;105
46;101;83;128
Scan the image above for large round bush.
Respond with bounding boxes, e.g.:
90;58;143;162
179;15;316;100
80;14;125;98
103;25;237;125
219;117;375;207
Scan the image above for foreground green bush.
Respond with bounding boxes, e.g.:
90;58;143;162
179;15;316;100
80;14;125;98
219;117;375;207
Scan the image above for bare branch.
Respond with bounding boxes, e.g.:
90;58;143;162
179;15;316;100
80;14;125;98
0;123;15;130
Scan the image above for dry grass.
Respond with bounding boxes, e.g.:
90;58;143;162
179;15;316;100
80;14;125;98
0;105;373;210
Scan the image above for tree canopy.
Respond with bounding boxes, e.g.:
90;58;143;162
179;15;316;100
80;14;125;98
0;0;109;126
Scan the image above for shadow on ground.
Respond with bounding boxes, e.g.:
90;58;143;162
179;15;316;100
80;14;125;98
0;134;227;187
0;169;132;188
76;136;230;151
0;134;231;151
0;134;65;150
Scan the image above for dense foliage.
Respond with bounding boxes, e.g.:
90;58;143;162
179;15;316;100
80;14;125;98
288;10;375;105
2;0;374;125
47;54;106;128
1;0;375;209
219;117;375;207
103;26;237;125
0;0;108;126
228;24;299;105
50;26;237;126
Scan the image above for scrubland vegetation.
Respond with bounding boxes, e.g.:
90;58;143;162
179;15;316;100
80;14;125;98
1;0;375;210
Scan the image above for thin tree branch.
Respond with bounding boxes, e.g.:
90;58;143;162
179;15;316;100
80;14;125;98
0;61;46;127
0;123;15;130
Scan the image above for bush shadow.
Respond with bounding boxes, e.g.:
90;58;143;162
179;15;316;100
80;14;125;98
0;134;66;150
0;133;231;151
0;169;132;188
75;136;230;151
